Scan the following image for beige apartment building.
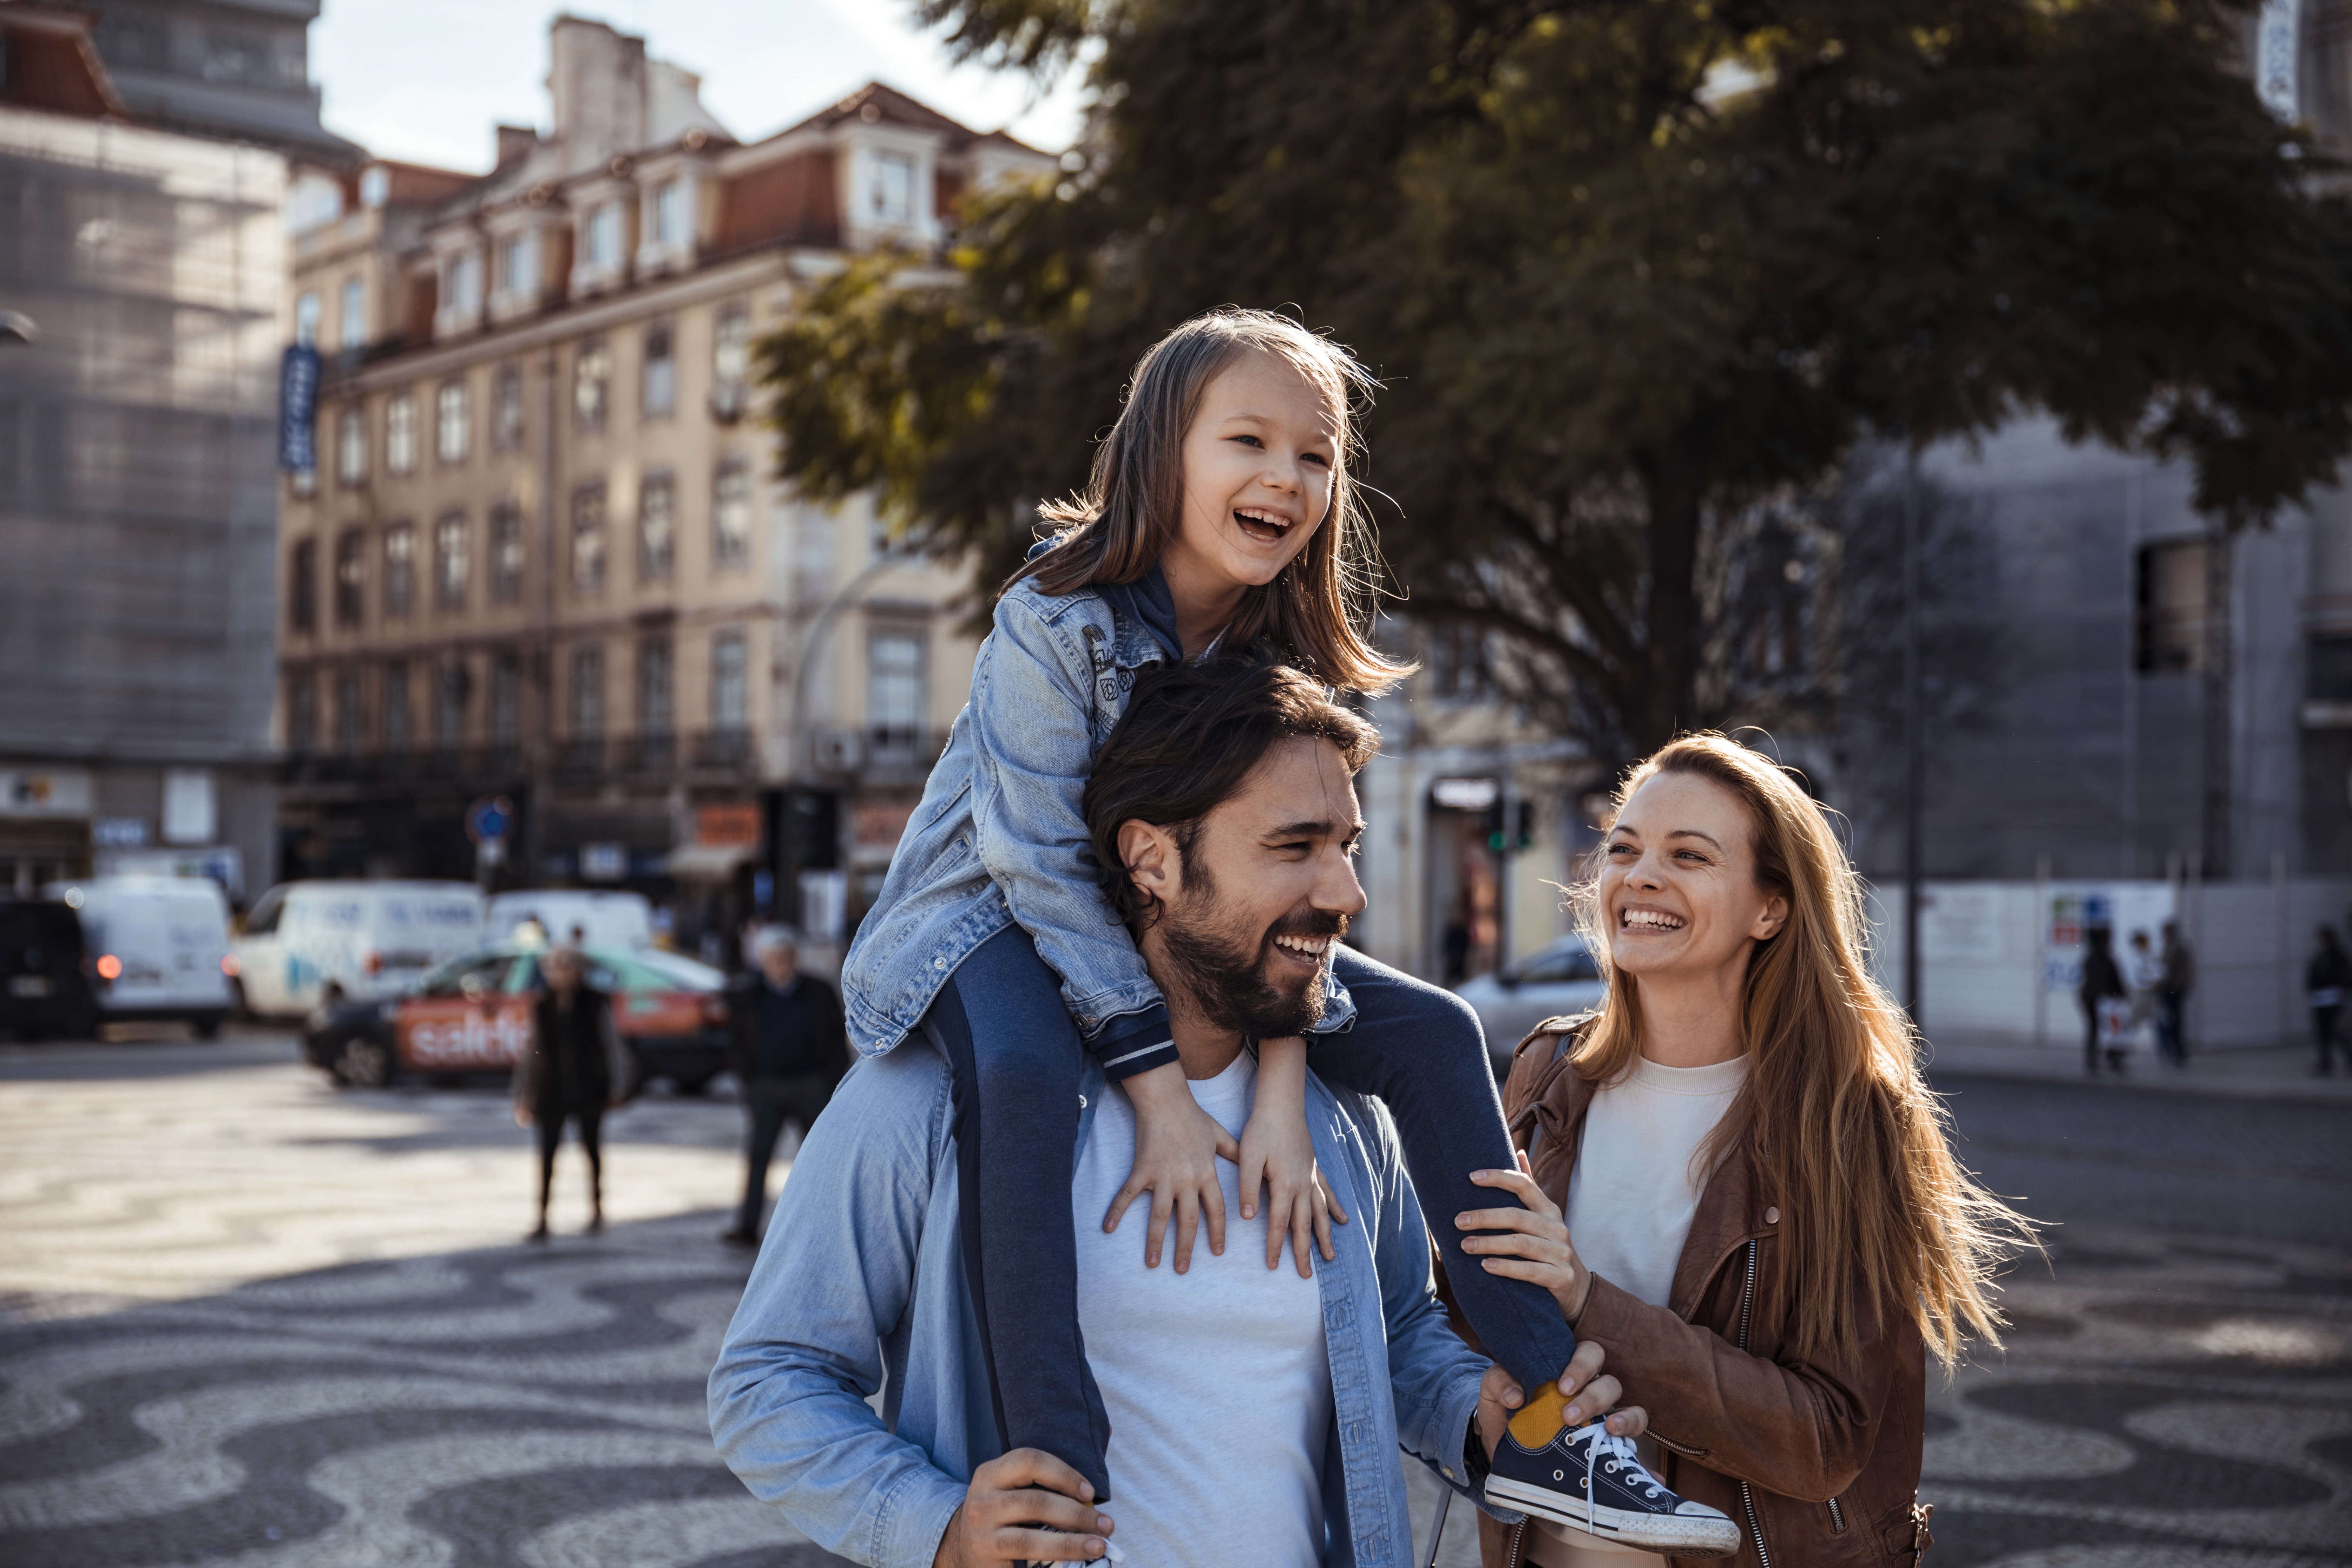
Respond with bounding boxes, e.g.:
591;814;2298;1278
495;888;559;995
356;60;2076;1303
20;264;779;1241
275;18;1052;953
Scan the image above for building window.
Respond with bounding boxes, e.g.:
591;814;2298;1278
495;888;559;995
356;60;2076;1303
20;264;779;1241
571;483;607;594
288;538;317;634
571;644;605;737
712;300;750;410
712;629;747;732
334;669;362;754
442;248;481;316
869;150;916;224
335;405;366;485
2135;539;2208;674
495;230;537;296
436;379;471;464
294;290;321;347
642;322;675;419
382;661;410;752
638;637;674;739
654;178;686;244
585;201;621;268
490;652;521;746
573;337;609;432
385;391;418;474
287;671;317;752
339;275;365;351
1426;624;1493;702
434;659;469;747
869;629;926;744
712;459;752;569
334;528;366;628
434;510;469;610
492;362;524;452
638;470;675;582
382;521;415;618
490;500;525;603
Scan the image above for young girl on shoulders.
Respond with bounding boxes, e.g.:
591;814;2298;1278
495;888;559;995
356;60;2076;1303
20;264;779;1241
840;308;1692;1543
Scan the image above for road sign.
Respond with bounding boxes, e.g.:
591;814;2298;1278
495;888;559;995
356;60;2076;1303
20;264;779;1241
466;795;515;846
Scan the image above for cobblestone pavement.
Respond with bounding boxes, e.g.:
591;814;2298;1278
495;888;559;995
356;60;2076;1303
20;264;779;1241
2;1033;2348;1567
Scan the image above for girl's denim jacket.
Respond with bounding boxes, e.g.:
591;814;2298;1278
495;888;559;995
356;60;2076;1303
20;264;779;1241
839;576;1354;1072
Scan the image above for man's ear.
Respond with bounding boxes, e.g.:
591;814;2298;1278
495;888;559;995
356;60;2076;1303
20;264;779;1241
1118;819;1180;918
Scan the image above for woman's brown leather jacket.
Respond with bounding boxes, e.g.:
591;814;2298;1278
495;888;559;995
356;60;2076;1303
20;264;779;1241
1470;1017;1936;1568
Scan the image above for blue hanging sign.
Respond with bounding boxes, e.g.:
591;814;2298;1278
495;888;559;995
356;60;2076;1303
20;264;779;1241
278;343;321;473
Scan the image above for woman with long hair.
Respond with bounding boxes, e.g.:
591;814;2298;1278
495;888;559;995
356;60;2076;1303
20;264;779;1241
1457;734;2032;1567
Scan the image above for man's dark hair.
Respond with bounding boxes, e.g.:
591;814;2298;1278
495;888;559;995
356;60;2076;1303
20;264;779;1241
1082;656;1378;928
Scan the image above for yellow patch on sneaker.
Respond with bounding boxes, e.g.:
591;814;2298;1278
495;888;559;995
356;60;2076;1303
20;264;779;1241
1505;1380;1569;1449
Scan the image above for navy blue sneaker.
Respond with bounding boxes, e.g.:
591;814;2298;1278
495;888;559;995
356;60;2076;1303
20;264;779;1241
1485;1421;1741;1557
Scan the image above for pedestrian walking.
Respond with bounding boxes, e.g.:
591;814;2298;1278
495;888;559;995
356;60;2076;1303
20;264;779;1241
2079;925;2130;1077
2126;929;2164;1057
2308;926;2352;1076
721;929;847;1246
2159;920;2194;1066
513;945;630;1241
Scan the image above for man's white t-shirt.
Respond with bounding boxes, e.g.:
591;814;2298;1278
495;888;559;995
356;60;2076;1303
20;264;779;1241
1530;1052;1750;1568
1073;1050;1332;1567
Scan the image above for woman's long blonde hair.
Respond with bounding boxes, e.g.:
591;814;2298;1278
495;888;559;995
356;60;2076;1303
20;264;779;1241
1572;734;2033;1370
1007;308;1410;695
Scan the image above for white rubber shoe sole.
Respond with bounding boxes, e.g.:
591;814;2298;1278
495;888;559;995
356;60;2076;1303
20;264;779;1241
1484;1475;1743;1557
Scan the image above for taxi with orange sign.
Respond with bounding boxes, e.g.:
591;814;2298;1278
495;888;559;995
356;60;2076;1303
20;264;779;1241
301;941;732;1091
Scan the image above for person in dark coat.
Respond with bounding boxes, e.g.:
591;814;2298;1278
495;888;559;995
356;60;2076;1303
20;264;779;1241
720;929;848;1246
513;945;631;1241
2158;920;2195;1067
2078;925;2129;1077
2309;926;2352;1075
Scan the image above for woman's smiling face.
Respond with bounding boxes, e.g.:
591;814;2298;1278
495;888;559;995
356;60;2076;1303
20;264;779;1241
1165;347;1337;594
1599;770;1788;984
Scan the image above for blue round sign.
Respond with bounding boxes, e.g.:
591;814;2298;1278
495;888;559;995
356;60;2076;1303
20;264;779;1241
467;795;515;845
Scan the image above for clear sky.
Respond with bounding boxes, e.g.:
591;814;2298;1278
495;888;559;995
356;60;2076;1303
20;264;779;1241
310;0;1087;173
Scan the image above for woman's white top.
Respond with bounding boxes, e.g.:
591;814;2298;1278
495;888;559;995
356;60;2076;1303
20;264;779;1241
1530;1051;1751;1568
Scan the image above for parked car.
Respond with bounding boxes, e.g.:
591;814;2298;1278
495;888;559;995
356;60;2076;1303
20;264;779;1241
301;940;733;1092
231;881;483;1020
0;899;98;1041
484;889;653;950
1453;934;1609;1075
46;875;234;1037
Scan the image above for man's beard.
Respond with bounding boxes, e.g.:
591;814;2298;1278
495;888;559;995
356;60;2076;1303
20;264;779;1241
1156;868;1347;1039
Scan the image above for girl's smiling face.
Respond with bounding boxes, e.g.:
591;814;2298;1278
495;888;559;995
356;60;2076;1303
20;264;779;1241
1599;770;1788;985
1165;348;1338;602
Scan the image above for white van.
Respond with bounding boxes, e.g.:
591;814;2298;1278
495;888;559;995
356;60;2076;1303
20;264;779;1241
45;876;235;1036
232;881;484;1019
484;889;653;951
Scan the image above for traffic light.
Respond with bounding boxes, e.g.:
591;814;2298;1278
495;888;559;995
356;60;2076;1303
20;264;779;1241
1486;799;1537;853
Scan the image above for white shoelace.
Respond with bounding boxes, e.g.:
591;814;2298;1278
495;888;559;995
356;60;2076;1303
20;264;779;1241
1561;1422;1666;1529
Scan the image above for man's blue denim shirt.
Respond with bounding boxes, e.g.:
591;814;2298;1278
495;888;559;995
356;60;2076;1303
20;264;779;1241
708;1039;1501;1568
835;574;1355;1078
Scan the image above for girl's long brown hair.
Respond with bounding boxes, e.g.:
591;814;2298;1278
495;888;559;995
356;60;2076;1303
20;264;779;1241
1572;734;2034;1370
1008;308;1411;695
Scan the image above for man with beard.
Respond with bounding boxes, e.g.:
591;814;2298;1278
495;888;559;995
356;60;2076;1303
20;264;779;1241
710;658;1643;1567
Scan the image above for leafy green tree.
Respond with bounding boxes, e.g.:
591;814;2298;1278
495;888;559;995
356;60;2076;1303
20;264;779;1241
763;0;2352;813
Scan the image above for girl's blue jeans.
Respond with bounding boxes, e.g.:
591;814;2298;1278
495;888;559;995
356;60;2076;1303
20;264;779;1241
922;924;1578;1501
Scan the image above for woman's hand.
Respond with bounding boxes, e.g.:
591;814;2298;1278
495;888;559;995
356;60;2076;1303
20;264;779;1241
1106;1064;1238;1272
1473;1339;1647;1461
1238;1037;1348;1278
512;1104;533;1129
1458;1150;1592;1323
